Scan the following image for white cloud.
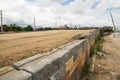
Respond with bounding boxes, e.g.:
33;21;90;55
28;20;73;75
0;0;120;27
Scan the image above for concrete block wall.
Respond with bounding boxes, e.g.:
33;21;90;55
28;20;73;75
0;29;100;80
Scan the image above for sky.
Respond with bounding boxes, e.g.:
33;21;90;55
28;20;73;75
0;0;120;28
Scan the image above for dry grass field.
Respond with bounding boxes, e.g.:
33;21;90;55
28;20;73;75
0;30;93;68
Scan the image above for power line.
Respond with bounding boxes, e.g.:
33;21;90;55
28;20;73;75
3;12;33;19
3;12;56;21
1;11;63;28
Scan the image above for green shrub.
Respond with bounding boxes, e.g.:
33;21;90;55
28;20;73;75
90;35;104;57
44;27;53;30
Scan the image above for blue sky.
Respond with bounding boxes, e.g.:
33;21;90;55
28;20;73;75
91;0;101;9
61;0;75;6
0;0;120;27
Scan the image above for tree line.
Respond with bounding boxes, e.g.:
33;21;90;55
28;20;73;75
1;24;80;32
2;24;33;32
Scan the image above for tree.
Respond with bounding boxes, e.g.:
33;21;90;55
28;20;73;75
2;24;34;32
10;24;17;31
25;25;33;31
3;25;10;32
65;24;69;29
74;26;77;30
9;24;23;32
16;26;22;31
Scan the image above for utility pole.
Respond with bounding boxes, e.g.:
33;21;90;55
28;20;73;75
34;17;35;31
0;10;3;32
110;12;116;32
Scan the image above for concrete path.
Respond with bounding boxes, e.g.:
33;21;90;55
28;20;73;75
94;33;120;80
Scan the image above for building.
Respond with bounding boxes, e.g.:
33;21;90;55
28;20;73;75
56;25;65;29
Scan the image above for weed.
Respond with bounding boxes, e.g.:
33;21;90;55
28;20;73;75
81;35;104;79
90;35;104;57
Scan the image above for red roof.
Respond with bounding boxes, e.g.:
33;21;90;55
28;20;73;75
57;26;65;29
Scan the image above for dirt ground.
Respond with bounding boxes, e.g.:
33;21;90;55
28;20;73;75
0;30;92;68
94;33;120;80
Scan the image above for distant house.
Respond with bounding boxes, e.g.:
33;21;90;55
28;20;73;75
56;26;65;29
